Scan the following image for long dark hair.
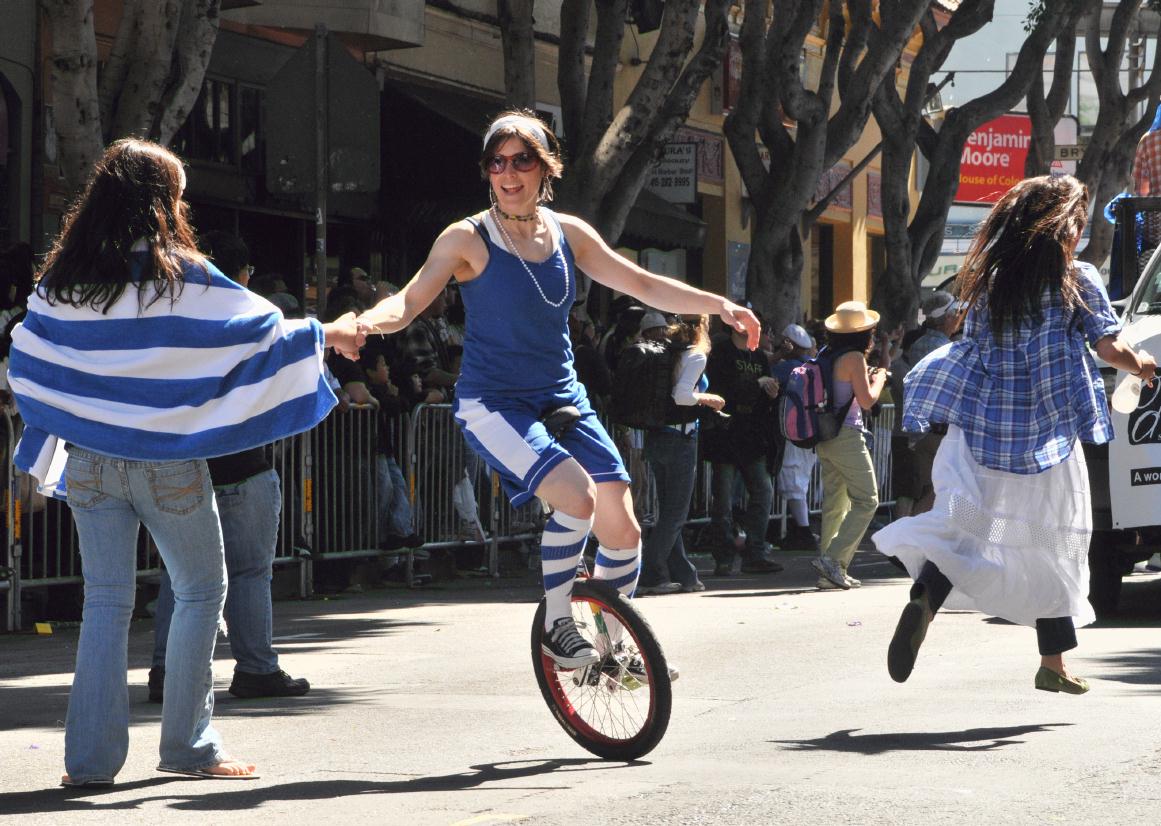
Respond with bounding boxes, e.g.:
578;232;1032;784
956;175;1088;337
825;329;874;357
38;139;206;312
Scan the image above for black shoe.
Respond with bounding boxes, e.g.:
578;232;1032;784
712;561;734;577
741;557;784;574
784;525;820;552
380;534;408;551
228;669;311;699
148;666;164;704
888;595;932;683
403;533;424;548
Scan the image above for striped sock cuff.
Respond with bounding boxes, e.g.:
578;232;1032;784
594;542;641;593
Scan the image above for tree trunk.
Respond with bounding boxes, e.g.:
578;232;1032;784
108;0;182;139
498;0;536;110
155;0;221;145
40;0;104;194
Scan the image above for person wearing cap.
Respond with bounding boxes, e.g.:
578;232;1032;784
808;301;887;591
353;110;760;671
874;175;1158;695
771;324;820;552
907;290;958;367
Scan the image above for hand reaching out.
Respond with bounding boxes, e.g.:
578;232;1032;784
720;301;761;351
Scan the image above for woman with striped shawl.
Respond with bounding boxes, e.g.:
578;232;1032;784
8;139;363;786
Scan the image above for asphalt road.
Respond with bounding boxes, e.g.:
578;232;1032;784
2;549;1160;824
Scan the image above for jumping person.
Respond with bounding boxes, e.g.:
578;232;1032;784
7;139;362;786
874;175;1157;694
353;111;759;668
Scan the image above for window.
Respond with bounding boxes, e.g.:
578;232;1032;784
172;77;266;170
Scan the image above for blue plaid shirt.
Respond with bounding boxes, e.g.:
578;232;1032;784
903;262;1120;474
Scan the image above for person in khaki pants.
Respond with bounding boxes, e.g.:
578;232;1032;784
810;302;887;590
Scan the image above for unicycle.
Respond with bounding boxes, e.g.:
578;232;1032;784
529;406;673;761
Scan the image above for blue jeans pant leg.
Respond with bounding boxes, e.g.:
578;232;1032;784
739;458;773;555
129;459;228;771
152;568;175;669
377;454;414;538
63;453;142;783
642;430;699;587
220;469;281;676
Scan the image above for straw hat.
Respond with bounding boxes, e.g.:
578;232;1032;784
824;300;880;333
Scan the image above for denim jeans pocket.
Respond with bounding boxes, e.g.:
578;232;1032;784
147;460;207;515
64;456;108;509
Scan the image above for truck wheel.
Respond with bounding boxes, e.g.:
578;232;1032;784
1088;534;1123;618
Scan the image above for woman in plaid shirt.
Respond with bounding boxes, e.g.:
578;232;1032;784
874;175;1157;695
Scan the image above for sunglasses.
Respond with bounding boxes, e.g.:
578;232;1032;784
486;151;540;175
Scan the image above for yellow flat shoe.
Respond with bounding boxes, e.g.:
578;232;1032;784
1034;666;1089;695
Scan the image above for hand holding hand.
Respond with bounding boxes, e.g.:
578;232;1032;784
325;312;367;361
720;301;761;351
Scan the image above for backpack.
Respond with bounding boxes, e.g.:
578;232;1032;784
609;340;699;430
779;346;856;448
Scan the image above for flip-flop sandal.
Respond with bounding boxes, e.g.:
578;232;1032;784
60;775;114;788
157;765;260;780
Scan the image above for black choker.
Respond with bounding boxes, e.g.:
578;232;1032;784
494;206;538;222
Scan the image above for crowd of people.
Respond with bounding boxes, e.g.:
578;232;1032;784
4;108;1157;788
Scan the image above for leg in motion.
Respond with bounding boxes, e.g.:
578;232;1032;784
888;560;952;683
1034;617;1088;694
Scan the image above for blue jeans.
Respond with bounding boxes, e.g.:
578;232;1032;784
154;469;281;675
376;454;414;538
63;449;226;783
640;429;699;588
710;457;773;559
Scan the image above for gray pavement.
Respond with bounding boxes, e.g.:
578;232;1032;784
2;548;1161;824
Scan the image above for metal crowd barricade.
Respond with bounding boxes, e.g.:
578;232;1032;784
309;405;379;561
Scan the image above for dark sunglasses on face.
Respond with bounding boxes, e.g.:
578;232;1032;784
486;151;540;175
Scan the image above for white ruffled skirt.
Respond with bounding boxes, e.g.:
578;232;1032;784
872;425;1094;629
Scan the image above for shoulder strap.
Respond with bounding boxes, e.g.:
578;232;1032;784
466;215;492;247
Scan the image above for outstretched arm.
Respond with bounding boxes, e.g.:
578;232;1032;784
560;214;761;350
355;221;475;335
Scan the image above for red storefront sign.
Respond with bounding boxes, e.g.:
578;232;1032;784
955;113;1032;204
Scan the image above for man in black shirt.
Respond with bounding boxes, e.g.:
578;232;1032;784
148;233;310;701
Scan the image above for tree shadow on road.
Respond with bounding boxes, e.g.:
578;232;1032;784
770;723;1073;755
0;757;632;814
1088;648;1161;686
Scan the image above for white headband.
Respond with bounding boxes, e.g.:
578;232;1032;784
483;115;550;152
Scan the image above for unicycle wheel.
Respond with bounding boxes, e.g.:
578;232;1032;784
531;579;672;761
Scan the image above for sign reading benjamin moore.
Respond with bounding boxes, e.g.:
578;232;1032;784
646;142;698;204
955;114;1079;205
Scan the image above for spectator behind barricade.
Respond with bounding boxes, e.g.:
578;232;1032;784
0;242;35;404
150;229;313;705
636;314;724;596
251;272;302;318
770;323;821;552
338;266;377;308
569;310;612;413
360;349;423;553
702;314;783;577
599;297;645;372
323;297;375;409
400;285;458;404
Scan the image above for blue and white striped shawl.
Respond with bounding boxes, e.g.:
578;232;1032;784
8;255;337;496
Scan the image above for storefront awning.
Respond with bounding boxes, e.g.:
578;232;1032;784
395;81;504;139
621;189;706;250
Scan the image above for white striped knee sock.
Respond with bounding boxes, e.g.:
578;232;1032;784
594;542;641;598
541;510;594;630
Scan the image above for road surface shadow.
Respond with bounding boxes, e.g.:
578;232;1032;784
0;757;631;814
770;723;1073;755
1090;648;1161;686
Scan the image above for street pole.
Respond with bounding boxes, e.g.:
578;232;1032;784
314;23;329;321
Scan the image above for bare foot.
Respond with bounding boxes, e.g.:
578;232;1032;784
202;759;258;777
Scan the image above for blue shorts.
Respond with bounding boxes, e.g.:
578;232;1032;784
453;391;629;508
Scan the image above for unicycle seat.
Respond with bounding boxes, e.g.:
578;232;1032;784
541;405;581;439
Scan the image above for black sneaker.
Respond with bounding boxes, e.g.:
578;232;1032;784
741;557;784;574
147;666;164;704
228;669;311;699
541;617;599;669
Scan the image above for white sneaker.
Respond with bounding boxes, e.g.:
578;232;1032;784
844;573;862;588
811;556;850;589
816;576;844;591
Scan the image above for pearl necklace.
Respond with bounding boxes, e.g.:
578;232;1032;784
489;206;570;308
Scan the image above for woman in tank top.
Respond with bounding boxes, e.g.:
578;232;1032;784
809;302;889;591
355;111;760;669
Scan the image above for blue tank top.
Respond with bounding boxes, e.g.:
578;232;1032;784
456;210;579;399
